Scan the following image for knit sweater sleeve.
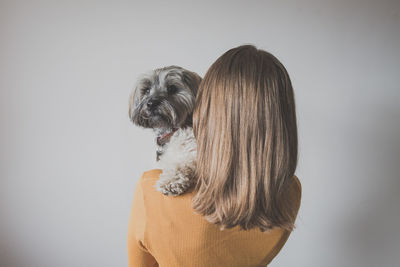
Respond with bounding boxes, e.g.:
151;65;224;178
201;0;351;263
127;172;158;267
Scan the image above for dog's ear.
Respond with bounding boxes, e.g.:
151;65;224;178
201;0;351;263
128;87;137;122
181;70;202;96
128;83;142;123
128;71;153;123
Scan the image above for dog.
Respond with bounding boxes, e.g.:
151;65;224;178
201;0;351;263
128;65;201;196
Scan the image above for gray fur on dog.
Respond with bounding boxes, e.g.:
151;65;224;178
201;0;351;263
128;65;201;196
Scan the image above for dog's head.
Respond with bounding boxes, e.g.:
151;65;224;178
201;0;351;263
128;65;202;130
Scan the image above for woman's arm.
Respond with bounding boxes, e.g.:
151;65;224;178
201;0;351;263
127;176;158;267
127;235;158;267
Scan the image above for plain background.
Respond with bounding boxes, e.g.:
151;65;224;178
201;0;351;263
1;0;399;266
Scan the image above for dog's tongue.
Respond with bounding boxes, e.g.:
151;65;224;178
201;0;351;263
160;132;171;139
157;129;177;146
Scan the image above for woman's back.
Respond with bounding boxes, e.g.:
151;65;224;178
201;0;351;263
128;169;301;267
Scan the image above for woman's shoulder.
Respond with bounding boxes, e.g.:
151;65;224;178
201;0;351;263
134;169;163;198
141;168;163;180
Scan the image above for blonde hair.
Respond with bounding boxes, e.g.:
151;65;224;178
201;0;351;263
191;44;300;232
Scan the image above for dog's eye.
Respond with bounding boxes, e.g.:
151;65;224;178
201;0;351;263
167;85;178;94
143;88;150;94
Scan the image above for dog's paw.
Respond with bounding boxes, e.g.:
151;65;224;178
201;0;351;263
155;179;192;196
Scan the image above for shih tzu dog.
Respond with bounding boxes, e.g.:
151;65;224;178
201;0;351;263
128;66;201;196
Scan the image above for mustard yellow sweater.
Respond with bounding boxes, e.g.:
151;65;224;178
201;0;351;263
127;169;301;267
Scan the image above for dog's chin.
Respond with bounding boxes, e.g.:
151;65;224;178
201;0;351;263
136;108;186;130
147;113;174;129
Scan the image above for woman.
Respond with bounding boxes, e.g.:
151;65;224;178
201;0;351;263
127;44;302;266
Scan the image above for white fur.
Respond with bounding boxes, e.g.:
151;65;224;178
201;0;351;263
154;127;197;196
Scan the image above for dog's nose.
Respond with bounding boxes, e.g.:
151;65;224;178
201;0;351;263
147;99;160;108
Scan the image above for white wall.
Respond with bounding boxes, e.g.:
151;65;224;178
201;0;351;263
1;0;399;266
